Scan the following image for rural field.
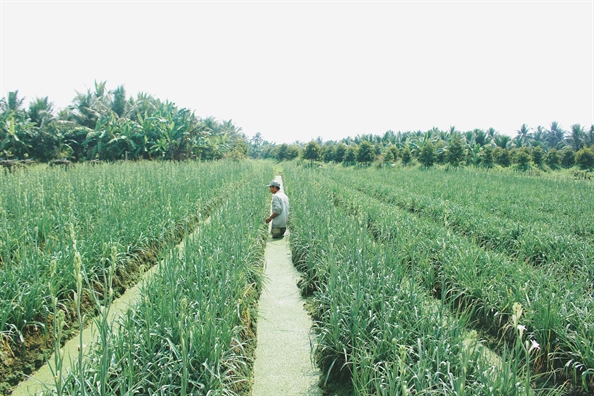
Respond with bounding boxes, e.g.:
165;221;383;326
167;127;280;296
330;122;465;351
1;160;593;395
285;163;594;395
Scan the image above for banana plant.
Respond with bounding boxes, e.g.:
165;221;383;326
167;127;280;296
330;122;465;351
0;115;33;159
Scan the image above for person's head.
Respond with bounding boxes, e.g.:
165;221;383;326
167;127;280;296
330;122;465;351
267;180;280;193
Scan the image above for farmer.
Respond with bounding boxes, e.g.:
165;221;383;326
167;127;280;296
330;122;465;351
265;180;290;238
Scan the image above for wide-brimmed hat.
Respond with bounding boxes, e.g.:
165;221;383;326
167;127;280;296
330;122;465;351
267;180;281;188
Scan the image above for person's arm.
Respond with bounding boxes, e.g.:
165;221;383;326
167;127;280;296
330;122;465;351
265;212;279;223
266;195;282;223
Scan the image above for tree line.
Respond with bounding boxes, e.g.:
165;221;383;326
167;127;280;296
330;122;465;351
2;85;593;171
251;124;594;171
0;82;248;163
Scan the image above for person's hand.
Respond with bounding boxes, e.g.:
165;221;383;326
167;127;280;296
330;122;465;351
265;217;271;224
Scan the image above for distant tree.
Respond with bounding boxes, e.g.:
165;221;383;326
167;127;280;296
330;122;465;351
401;146;412;166
356;141;375;165
545;121;565;149
480;145;494;168
6;90;25;113
531;146;544;167
387;145;399;162
561;148;575;168
383;147;394;163
493;147;511;167
275;144;289;161
575;147;594;170
334;143;347;163
303;140;321;166
111;85;127;117
514;147;531;170
585;125;594;148
446;135;465;166
545;148;560;169
323;145;335;163
418;142;436;167
435;141;446;164
28;97;54;127
514;124;532;147
286;145;300;160
249;132;264;158
474;129;487;146
566;124;585;151
493;134;512;149
343;146;356;165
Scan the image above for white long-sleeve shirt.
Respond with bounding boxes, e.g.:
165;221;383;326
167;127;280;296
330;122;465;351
271;191;290;228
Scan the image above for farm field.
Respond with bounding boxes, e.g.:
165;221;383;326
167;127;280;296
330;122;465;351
2;160;594;395
285;163;594;395
0;161;272;395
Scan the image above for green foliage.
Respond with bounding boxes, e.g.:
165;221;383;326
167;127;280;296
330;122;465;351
343;146;356;165
531;146;544;167
286;144;300;160
275;143;289;161
513;148;531;171
1;85;247;162
561;148;575;168
323;145;335;162
111;85;127;117
383;146;394;163
285;164;590;395
480;145;494;168
334;143;347;163
401;146;412;165
446;135;465;166
32;162;270;395
575;147;594;170
435;141;446;164
493;147;511;167
418;141;436;167
545;148;561;169
276;143;300;161
0;161;265;350
387;145;399;162
567;124;585;151
356;141;375;164
303;140;322;164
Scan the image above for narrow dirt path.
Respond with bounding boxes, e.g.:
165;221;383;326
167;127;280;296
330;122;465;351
251;177;321;396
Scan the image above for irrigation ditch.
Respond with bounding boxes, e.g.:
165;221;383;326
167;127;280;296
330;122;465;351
4;192;229;395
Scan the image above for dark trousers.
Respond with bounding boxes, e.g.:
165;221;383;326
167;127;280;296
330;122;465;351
271;227;286;238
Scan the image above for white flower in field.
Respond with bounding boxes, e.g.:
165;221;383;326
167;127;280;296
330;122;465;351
517;324;526;338
529;339;540;353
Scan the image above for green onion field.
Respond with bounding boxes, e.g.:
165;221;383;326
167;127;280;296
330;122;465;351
1;160;593;395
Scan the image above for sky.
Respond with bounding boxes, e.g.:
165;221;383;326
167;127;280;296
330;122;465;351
1;0;593;144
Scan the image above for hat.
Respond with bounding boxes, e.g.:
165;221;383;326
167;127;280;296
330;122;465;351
267;180;281;188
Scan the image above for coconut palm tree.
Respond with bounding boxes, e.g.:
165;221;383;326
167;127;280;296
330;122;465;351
532;126;546;147
566;124;585;151
494;134;512;149
6;91;25;113
28;97;55;127
584;125;594;148
545;121;566;149
514;124;532;147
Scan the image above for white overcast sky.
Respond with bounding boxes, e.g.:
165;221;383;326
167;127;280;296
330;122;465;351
1;1;593;144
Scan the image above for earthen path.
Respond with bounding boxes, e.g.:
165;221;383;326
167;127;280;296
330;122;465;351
251;176;321;396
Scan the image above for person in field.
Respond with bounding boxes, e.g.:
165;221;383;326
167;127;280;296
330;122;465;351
265;180;290;238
